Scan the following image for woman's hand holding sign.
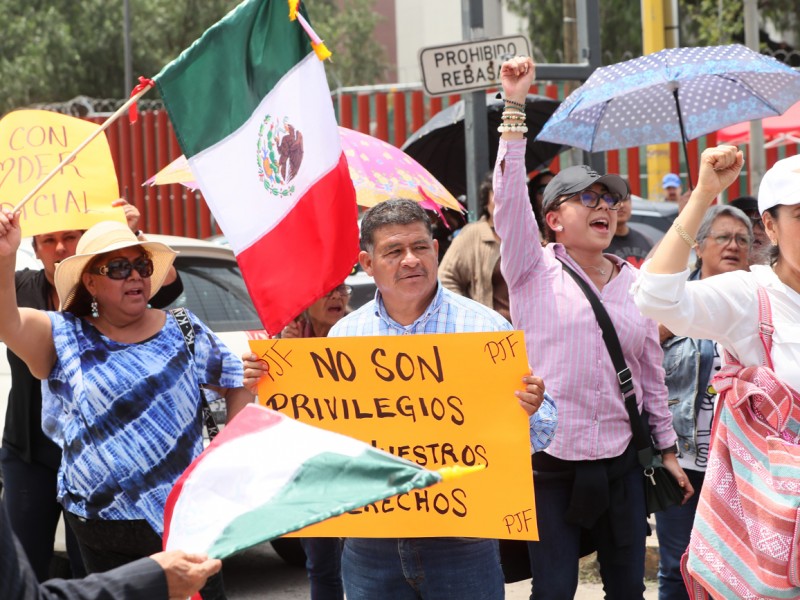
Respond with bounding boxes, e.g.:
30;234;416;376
242;352;269;395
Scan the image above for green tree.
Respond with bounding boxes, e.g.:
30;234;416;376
307;0;387;88
504;0;642;65
505;0;800;69
680;0;799;51
0;0;386;113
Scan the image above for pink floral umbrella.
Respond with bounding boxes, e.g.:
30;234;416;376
338;126;462;215
145;128;462;221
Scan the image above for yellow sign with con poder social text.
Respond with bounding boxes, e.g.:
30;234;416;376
0;110;126;237
250;331;538;540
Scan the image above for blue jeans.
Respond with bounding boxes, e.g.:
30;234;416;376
341;537;504;600
0;447;85;580
655;468;705;600
301;538;343;600
527;463;648;600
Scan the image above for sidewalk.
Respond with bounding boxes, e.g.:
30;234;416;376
505;579;658;599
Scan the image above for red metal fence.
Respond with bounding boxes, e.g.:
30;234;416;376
89;81;794;239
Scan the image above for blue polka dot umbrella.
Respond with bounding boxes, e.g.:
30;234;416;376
536;44;800;186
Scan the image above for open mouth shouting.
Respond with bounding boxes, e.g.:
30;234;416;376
589;216;610;233
325;301;345;316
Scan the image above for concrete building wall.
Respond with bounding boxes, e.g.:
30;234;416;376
373;0;398;82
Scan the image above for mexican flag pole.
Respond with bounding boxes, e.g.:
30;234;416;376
11;84;153;213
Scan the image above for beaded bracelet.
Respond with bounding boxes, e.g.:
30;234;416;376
504;98;526;110
497;123;528;133
672;221;696;248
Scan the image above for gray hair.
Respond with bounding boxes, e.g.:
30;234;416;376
359;198;433;252
695;205;753;271
696;205;753;245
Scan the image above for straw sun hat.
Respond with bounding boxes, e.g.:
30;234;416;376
54;221;177;312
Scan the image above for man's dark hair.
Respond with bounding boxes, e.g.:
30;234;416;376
527;170;553;238
478;171;494;219
360;198;433;252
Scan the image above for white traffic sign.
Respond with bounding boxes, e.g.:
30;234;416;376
419;35;531;97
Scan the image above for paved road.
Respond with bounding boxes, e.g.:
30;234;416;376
223;542;658;599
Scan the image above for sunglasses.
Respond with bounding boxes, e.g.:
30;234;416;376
555;189;624;211
325;284;353;297
91;256;154;280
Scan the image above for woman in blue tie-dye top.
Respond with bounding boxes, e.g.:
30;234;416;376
0;216;252;599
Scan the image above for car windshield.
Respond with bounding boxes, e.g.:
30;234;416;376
165;256;263;332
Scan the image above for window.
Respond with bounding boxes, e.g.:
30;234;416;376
166;256;263;332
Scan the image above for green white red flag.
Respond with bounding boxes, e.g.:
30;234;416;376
162;404;461;559
154;0;358;335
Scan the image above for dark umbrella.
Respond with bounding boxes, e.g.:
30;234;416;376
401;93;563;198
536;44;800;187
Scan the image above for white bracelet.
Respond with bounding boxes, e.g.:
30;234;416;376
497;123;528;133
672;221;696;248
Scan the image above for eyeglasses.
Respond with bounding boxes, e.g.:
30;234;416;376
325;284;353;297
555;189;623;211
91;257;154;280
707;233;751;248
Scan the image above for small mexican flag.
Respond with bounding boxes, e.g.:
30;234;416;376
162;404;467;559
154;0;358;335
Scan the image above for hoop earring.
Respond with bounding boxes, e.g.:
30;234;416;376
91;297;99;318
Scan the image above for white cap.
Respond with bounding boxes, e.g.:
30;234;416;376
758;154;800;214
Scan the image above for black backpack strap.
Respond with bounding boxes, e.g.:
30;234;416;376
555;258;653;465
170;308;220;441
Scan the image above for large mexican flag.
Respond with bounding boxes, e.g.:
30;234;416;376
154;0;358;335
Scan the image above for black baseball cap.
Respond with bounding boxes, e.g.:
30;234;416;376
542;165;630;212
729;196;758;215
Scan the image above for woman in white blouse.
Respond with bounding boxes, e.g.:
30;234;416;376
634;147;800;599
634;146;800;391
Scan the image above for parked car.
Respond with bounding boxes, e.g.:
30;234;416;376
628;195;679;243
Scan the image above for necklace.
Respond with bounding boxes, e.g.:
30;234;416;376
581;263;608;276
578;260;615;284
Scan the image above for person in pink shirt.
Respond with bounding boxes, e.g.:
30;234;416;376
492;56;692;600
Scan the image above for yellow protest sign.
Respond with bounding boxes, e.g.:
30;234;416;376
251;331;538;540
0;110;126;237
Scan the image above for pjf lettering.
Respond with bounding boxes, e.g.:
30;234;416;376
502;508;534;534
484;333;520;364
258;341;293;382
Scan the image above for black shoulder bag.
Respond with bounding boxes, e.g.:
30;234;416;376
556;258;683;515
171;308;220;441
